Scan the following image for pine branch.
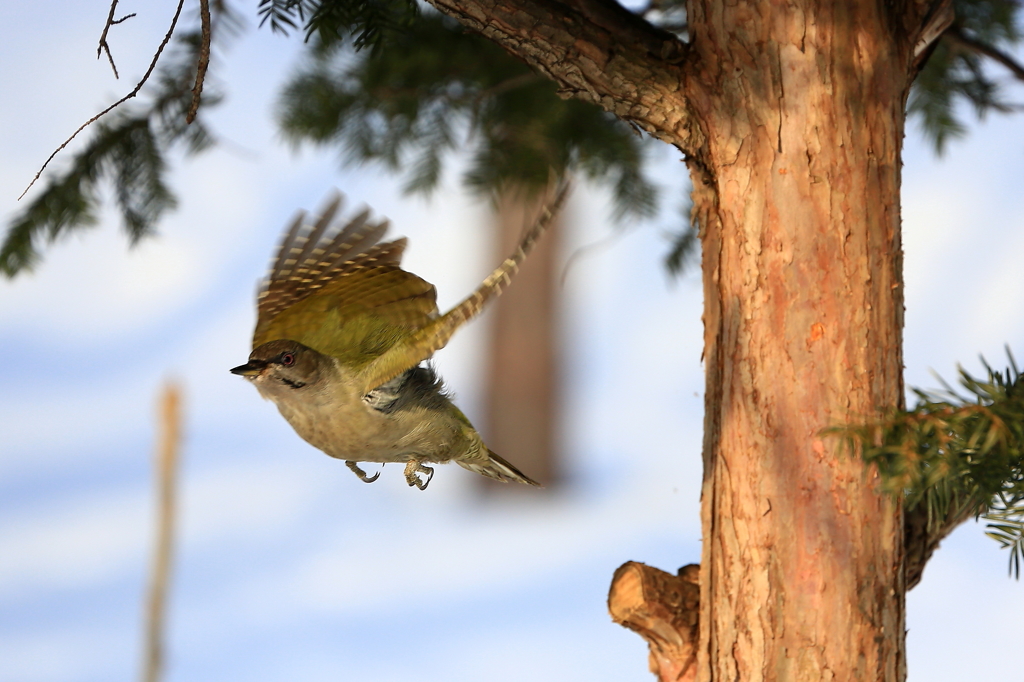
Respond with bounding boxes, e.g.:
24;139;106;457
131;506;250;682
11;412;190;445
944;24;1024;82
258;0;421;50
277;13;660;220
97;0;138;78
257;0;311;34
187;0;213;123
984;495;1024;578
665;202;697;277
419;0;695;150
830;350;1024;583
909;0;1024;152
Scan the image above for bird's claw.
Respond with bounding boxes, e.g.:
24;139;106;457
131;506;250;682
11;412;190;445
346;461;381;483
404;461;434;490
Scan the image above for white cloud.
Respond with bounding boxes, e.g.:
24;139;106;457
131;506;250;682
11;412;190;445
0;456;336;605
0;226;204;339
907;522;1024;682
900;107;1024;399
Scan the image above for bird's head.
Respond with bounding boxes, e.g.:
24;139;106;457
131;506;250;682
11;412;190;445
230;339;328;395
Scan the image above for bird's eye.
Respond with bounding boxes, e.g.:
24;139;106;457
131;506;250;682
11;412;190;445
280;352;296;366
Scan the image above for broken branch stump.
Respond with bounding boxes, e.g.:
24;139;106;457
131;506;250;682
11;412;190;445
608;561;699;682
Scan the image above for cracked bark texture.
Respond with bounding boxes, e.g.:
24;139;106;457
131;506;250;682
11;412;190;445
425;0;697;148
422;0;945;679
686;3;917;679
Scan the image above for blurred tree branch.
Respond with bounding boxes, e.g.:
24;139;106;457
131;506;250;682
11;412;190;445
141;382;183;682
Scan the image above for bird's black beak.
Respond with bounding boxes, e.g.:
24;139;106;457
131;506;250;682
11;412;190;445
230;360;267;377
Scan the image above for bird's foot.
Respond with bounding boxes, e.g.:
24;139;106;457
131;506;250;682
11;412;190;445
346;461;381;483
404;461;434;490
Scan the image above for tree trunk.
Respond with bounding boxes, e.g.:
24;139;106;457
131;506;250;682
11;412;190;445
483;186;562;488
422;0;948;678
685;3;909;680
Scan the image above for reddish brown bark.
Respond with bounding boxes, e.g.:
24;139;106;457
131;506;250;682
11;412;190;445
684;3;915;679
424;0;697;148
609;562;700;682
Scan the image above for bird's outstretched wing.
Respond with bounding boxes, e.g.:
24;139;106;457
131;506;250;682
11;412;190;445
253;193;439;364
355;179;570;395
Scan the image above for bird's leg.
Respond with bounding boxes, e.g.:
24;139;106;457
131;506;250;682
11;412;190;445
404;460;434;490
345;461;380;483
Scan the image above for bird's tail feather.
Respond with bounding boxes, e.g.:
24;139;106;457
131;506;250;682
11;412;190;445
357;177;571;395
458;450;542;487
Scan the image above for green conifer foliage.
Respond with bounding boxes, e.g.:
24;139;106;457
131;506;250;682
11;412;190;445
276;11;658;220
833;353;1024;579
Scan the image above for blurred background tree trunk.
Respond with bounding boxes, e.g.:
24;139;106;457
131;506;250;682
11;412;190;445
482;185;564;489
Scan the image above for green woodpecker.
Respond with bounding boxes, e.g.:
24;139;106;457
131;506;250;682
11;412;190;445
231;183;568;490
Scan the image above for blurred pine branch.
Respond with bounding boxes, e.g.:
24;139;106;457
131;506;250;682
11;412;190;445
1;6;236;277
8;0;1024;276
910;0;1024;153
276;11;660;221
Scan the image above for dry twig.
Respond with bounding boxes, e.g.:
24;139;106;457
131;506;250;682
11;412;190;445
186;0;212;123
97;0;138;78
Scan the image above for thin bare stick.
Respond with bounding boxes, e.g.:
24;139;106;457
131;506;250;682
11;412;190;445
96;0;138;79
141;382;183;682
97;0;121;77
186;0;212;124
945;25;1024;82
20;0;186;201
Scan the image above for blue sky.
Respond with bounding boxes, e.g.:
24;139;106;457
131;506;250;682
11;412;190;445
1;2;1023;681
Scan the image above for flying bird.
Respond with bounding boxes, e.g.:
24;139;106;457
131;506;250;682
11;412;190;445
231;183;568;490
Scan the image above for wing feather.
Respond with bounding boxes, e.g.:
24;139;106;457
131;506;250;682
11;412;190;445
251;180;566;387
252;194;438;352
